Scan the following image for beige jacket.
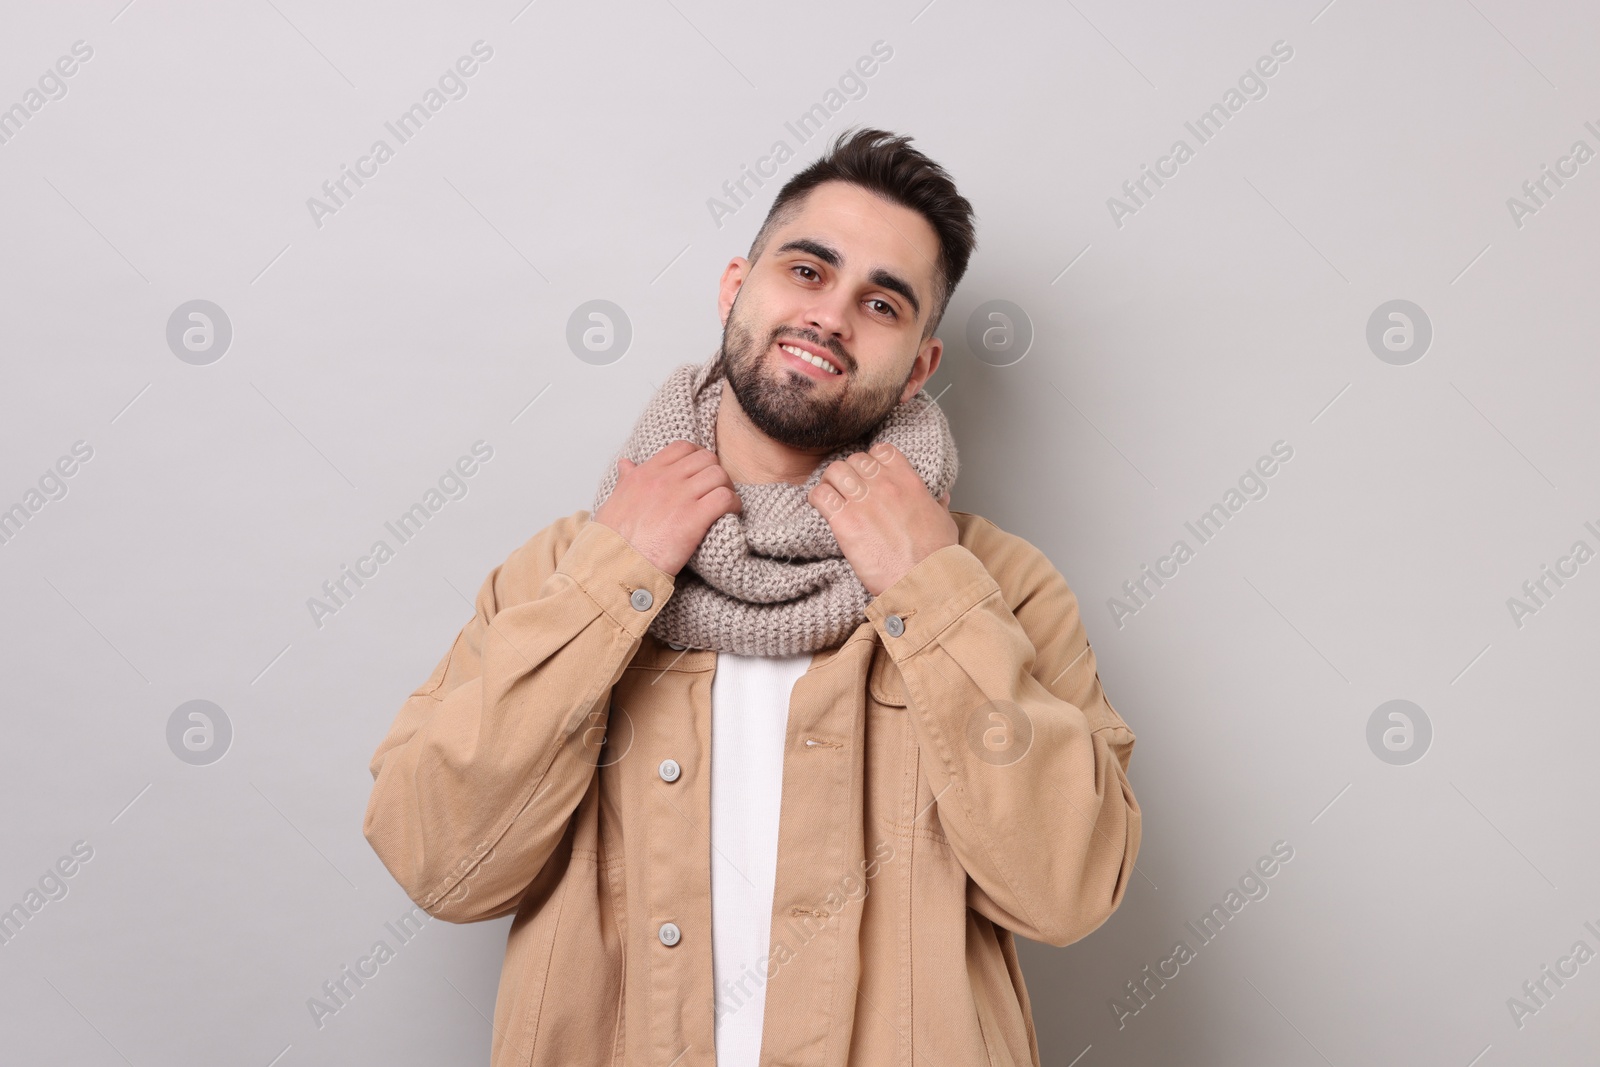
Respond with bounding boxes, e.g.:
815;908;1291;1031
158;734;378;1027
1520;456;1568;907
363;508;1140;1067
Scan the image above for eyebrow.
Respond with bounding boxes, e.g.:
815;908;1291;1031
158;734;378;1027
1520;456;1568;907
774;237;923;321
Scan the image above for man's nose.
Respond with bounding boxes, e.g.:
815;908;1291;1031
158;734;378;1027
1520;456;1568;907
799;294;851;348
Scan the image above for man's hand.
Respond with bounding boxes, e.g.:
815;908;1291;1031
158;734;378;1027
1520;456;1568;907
593;439;741;576
808;441;958;597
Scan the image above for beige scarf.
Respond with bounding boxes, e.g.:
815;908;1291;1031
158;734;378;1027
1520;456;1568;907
591;350;958;656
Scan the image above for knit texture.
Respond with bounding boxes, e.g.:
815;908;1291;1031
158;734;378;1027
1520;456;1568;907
591;350;958;655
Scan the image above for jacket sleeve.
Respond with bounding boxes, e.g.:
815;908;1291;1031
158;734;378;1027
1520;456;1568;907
362;514;676;923
863;516;1140;947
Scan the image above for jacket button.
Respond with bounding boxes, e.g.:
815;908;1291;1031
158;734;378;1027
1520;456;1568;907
658;758;681;783
667;641;686;650
884;614;905;637
658;922;681;947
630;588;653;611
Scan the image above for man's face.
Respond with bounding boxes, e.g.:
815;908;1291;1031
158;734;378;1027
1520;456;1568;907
716;180;945;452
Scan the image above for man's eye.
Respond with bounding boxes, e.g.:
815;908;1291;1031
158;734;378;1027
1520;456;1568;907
870;299;897;318
794;265;819;281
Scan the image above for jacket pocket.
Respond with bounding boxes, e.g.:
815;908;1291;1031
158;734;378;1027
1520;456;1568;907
868;642;908;708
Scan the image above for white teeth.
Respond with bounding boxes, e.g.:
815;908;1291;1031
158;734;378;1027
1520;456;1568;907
780;343;839;374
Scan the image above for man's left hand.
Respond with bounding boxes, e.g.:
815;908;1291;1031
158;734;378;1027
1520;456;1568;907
808;441;959;597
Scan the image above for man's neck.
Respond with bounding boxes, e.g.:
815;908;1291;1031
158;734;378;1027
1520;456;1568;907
715;380;832;487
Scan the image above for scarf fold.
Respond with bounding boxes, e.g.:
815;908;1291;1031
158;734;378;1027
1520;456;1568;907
590;350;958;656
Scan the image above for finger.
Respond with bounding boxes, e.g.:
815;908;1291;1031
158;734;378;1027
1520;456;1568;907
686;463;736;499
820;459;868;503
652;439;703;467
847;450;883;479
664;443;722;476
696;484;741;521
939;490;951;507
618;456;635;472
809;481;848;515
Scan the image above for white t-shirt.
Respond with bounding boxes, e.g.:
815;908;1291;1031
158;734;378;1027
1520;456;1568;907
709;649;812;1067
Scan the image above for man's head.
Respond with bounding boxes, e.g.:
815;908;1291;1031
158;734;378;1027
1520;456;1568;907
716;127;976;452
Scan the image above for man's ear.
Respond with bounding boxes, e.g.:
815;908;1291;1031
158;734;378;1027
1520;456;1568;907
718;257;749;327
900;336;943;404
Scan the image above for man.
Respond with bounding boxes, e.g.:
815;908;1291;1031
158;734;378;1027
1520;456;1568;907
363;127;1140;1067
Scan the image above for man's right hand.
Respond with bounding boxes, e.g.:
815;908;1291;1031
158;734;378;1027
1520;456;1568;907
592;440;742;576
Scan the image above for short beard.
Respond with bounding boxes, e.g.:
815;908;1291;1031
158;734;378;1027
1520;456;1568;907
719;299;908;453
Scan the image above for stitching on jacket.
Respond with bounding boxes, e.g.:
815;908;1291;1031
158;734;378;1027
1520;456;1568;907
607;861;628;1064
869;647;909;707
418;628;467;702
892;822;952;846
586;585;631;631
871;813;916;843
521;862;572;1066
904;735;916;1067
623;660;712;676
561;568;635;634
972;979;1001;1067
894;574;999;657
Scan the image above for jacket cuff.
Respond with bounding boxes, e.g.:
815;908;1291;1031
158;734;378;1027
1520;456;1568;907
864;543;999;659
554;519;676;639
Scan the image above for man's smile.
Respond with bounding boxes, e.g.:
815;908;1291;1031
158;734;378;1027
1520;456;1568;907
775;340;844;378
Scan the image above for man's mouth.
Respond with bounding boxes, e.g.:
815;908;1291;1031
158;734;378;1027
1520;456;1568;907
776;341;843;377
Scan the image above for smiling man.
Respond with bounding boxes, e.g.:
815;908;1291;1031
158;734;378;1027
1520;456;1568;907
363;127;1141;1067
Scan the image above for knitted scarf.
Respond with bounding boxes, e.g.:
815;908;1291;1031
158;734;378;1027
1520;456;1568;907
591;349;958;656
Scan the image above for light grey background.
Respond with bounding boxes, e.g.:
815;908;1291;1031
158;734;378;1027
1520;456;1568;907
3;0;1597;1063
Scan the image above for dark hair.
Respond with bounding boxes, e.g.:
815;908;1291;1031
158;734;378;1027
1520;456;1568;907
747;126;976;338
